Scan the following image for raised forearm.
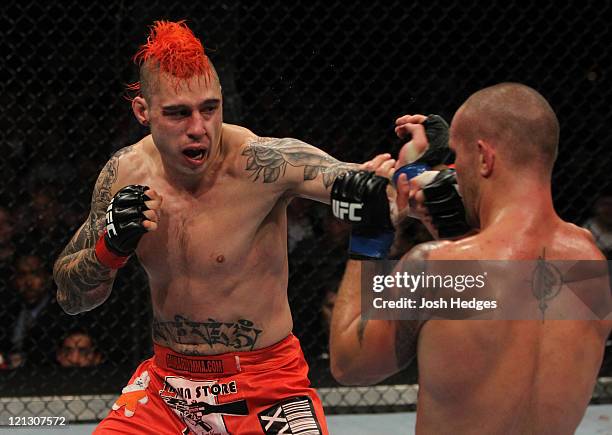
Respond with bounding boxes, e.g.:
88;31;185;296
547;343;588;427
331;255;427;385
329;260;366;380
330;260;400;385
54;246;116;314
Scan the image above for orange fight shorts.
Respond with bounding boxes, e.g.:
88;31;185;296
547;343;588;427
94;334;328;435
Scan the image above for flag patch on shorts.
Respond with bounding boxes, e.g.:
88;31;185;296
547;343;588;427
258;396;322;434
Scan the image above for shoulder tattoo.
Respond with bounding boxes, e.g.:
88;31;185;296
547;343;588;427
84;145;136;245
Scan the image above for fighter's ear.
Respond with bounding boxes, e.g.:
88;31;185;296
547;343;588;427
132;96;150;127
477;139;495;178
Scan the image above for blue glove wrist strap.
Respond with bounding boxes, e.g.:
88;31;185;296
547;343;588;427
349;232;395;259
392;163;429;186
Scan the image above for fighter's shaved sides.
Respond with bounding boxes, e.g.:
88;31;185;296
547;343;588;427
456;83;559;173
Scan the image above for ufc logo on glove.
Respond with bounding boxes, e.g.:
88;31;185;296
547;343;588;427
332;200;362;222
105;199;118;238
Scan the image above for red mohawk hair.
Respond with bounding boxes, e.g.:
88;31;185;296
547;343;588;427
127;20;213;97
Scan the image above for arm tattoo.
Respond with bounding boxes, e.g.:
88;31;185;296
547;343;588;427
242;137;358;188
54;146;133;313
152;315;263;353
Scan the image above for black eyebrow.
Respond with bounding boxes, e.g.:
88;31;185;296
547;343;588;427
161;105;188;111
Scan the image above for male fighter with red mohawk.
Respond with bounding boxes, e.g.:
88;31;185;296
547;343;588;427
54;20;398;434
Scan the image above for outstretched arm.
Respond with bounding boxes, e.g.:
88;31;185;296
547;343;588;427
241;137;390;203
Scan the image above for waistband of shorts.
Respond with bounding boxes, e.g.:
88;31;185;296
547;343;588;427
153;334;302;377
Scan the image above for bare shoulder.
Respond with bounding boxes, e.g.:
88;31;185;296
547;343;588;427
402;233;483;261
567;221;599;244
560;221;607;260
223;124;262;176
240;135;312;155
115;137;150;167
103;137;153;191
401;240;454;261
223;123;258;148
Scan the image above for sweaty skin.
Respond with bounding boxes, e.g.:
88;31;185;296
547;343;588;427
54;72;362;355
331;84;612;434
412;226;611;434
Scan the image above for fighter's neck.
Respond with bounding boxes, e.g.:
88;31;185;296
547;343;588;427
478;181;556;230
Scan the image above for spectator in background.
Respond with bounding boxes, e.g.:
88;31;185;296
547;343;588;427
13;187;75;258
4;254;67;368
582;186;612;259
56;329;103;368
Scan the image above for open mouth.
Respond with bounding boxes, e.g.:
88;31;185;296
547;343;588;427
182;147;208;163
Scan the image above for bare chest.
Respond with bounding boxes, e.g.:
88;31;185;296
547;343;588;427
135;179;285;283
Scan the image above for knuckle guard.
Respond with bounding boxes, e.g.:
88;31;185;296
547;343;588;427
104;184;151;256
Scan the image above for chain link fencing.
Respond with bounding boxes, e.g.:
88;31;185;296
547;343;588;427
1;0;611;424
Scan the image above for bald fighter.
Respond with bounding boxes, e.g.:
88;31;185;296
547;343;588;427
330;83;612;434
53;20;391;434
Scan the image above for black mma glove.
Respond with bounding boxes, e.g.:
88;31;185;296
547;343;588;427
422;169;470;238
95;185;150;269
392;114;451;184
331;171;394;259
